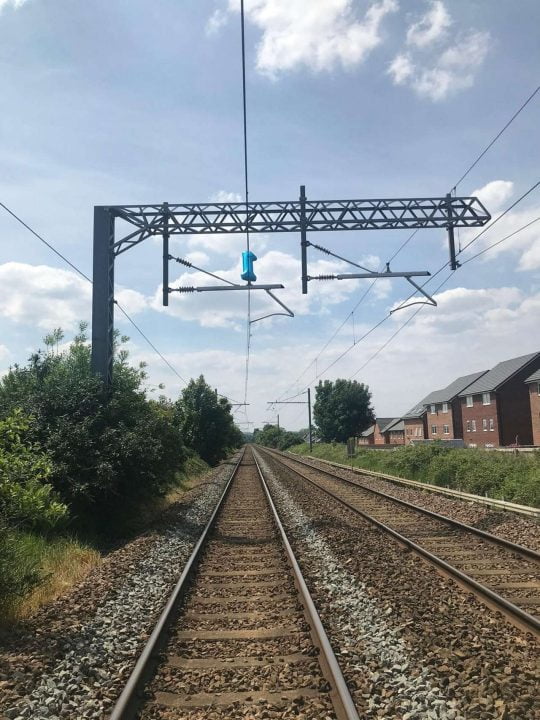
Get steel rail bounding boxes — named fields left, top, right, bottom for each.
left=273, top=450, right=540, bottom=563
left=259, top=448, right=540, bottom=638
left=109, top=451, right=245, bottom=720
left=286, top=452, right=540, bottom=518
left=252, top=449, right=360, bottom=720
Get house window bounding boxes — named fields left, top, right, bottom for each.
left=471, top=420, right=477, bottom=432
left=430, top=404, right=436, bottom=414
left=431, top=425, right=437, bottom=434
left=466, top=420, right=471, bottom=432
left=482, top=392, right=491, bottom=405
left=489, top=418, right=494, bottom=431
left=466, top=395, right=473, bottom=407
left=442, top=402, right=448, bottom=413
left=443, top=425, right=449, bottom=434
left=416, top=427, right=421, bottom=436
left=482, top=418, right=488, bottom=431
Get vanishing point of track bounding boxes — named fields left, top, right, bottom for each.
left=260, top=447, right=540, bottom=638
left=110, top=447, right=359, bottom=720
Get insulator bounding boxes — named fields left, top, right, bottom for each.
left=313, top=274, right=336, bottom=281
left=175, top=257, right=192, bottom=267
left=175, top=286, right=196, bottom=293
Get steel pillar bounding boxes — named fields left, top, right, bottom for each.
left=300, top=185, right=308, bottom=294
left=91, top=207, right=115, bottom=386
left=307, top=387, right=313, bottom=452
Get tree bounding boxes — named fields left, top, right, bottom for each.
left=0, top=324, right=186, bottom=533
left=253, top=424, right=305, bottom=450
left=175, top=376, right=243, bottom=466
left=313, top=379, right=375, bottom=443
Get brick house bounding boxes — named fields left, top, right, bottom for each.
left=459, top=352, right=540, bottom=447
left=402, top=397, right=430, bottom=443
left=525, top=369, right=540, bottom=446
left=383, top=418, right=405, bottom=445
left=425, top=371, right=487, bottom=441
left=357, top=418, right=396, bottom=445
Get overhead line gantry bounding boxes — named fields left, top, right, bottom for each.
left=92, top=187, right=490, bottom=386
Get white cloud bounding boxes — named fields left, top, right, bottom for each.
left=0, top=262, right=91, bottom=330
left=0, top=0, right=29, bottom=11
left=406, top=1, right=451, bottom=48
left=457, top=179, right=540, bottom=270
left=225, top=0, right=398, bottom=76
left=184, top=251, right=211, bottom=266
left=388, top=53, right=414, bottom=84
left=389, top=1, right=490, bottom=103
left=210, top=189, right=243, bottom=203
left=206, top=8, right=229, bottom=36
left=115, top=288, right=148, bottom=315
left=471, top=180, right=514, bottom=212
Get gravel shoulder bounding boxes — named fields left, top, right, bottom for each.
left=287, top=451, right=540, bottom=552
left=0, top=457, right=239, bottom=720
left=257, top=449, right=539, bottom=720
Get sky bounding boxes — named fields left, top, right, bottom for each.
left=0, top=0, right=539, bottom=431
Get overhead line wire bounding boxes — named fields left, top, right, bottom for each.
left=450, top=84, right=540, bottom=193
left=0, top=200, right=236, bottom=395
left=276, top=89, right=540, bottom=401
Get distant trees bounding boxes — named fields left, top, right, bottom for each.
left=313, top=379, right=375, bottom=443
left=253, top=424, right=305, bottom=450
left=175, top=376, right=243, bottom=466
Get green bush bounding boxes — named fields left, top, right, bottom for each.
left=0, top=409, right=67, bottom=532
left=0, top=326, right=187, bottom=534
left=289, top=442, right=540, bottom=507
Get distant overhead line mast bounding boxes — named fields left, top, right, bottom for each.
left=91, top=187, right=490, bottom=386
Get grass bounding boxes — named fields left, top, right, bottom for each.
left=1, top=532, right=100, bottom=624
left=289, top=442, right=540, bottom=508
left=1, top=453, right=212, bottom=625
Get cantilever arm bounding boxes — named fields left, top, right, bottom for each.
left=389, top=276, right=437, bottom=314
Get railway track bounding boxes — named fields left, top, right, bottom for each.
left=259, top=447, right=540, bottom=638
left=110, top=447, right=359, bottom=720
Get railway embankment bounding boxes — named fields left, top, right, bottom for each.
left=290, top=442, right=540, bottom=509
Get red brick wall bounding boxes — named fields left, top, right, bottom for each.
left=426, top=402, right=454, bottom=440
left=373, top=424, right=387, bottom=444
left=529, top=382, right=540, bottom=446
left=461, top=395, right=500, bottom=447
left=404, top=418, right=426, bottom=443
left=386, top=430, right=405, bottom=445
left=357, top=435, right=374, bottom=446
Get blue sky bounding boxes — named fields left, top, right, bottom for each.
left=1, top=0, right=539, bottom=430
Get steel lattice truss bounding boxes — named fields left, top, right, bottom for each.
left=108, top=195, right=490, bottom=256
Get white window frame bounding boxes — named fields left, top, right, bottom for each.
left=489, top=418, right=494, bottom=432
left=442, top=402, right=448, bottom=413
left=430, top=404, right=436, bottom=415
left=431, top=425, right=437, bottom=435
left=482, top=392, right=491, bottom=405
left=471, top=420, right=477, bottom=432
left=482, top=418, right=488, bottom=431
left=466, top=420, right=471, bottom=432
left=466, top=395, right=473, bottom=407
left=443, top=424, right=449, bottom=435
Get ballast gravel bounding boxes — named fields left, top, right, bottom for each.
left=255, top=450, right=539, bottom=720
left=286, top=452, right=540, bottom=552
left=0, top=458, right=239, bottom=720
